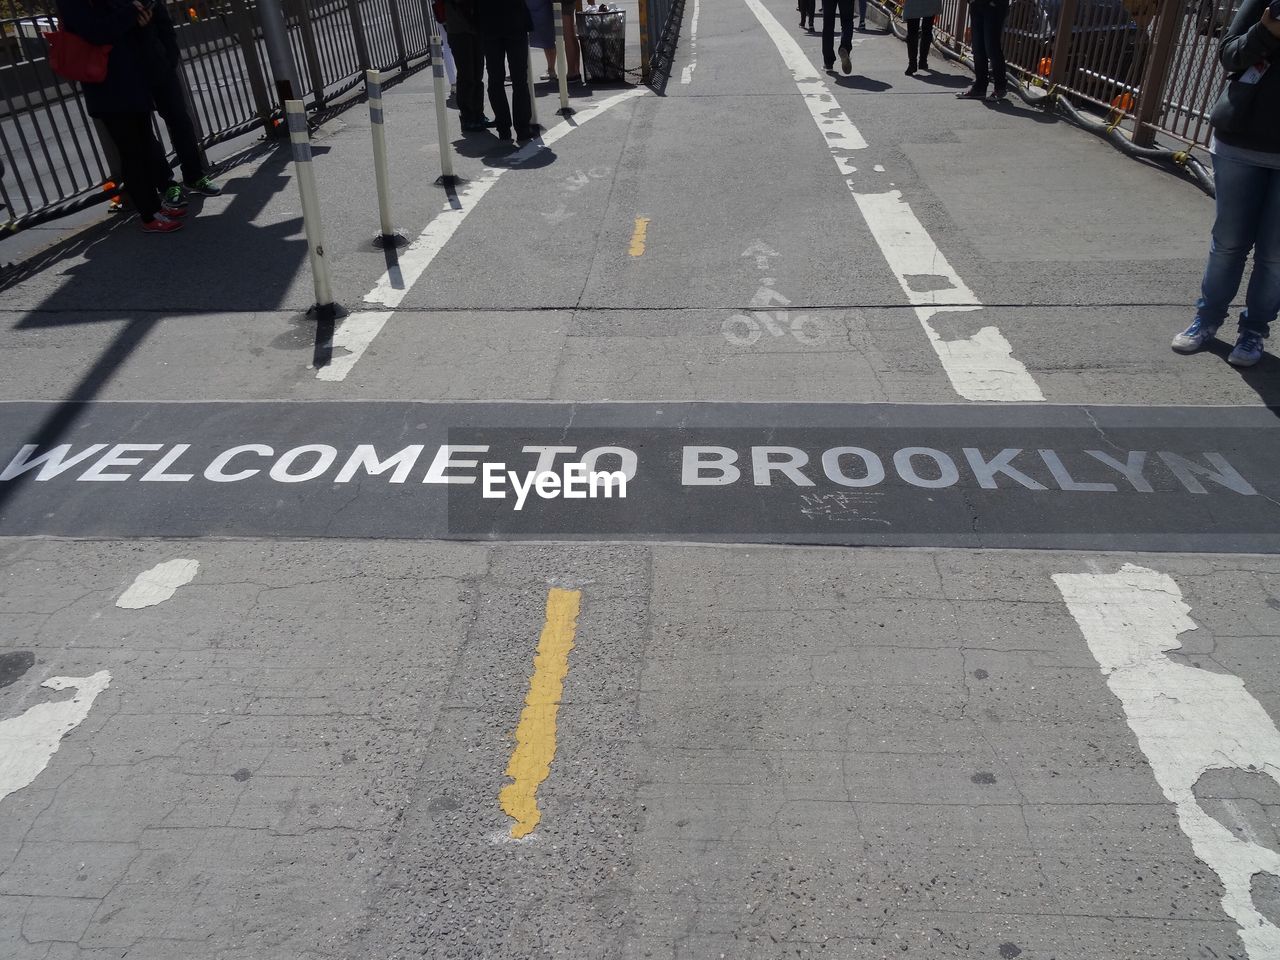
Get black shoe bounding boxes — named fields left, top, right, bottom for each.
left=497, top=128, right=513, bottom=141
left=838, top=45, right=851, bottom=74
left=905, top=64, right=917, bottom=75
left=987, top=88, right=1008, bottom=101
left=918, top=59, right=929, bottom=71
left=824, top=61, right=835, bottom=71
left=956, top=87, right=985, bottom=99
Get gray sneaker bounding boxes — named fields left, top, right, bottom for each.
left=1171, top=317, right=1220, bottom=353
left=1229, top=330, right=1265, bottom=367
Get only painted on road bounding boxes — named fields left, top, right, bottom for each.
left=0, top=401, right=1275, bottom=552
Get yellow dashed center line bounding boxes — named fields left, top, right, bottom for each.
left=628, top=217, right=650, bottom=257
left=498, top=587, right=581, bottom=839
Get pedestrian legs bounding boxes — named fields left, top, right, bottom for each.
left=484, top=34, right=532, bottom=138
left=449, top=28, right=487, bottom=127
left=151, top=74, right=205, bottom=185
left=100, top=112, right=165, bottom=221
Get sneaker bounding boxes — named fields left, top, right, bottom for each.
left=162, top=184, right=189, bottom=208
left=956, top=87, right=985, bottom=99
left=183, top=175, right=221, bottom=197
left=1170, top=317, right=1220, bottom=353
left=838, top=45, right=852, bottom=74
left=158, top=203, right=188, bottom=218
left=140, top=214, right=183, bottom=233
left=1229, top=330, right=1265, bottom=367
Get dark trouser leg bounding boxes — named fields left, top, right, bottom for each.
left=969, top=4, right=989, bottom=91
left=147, top=117, right=174, bottom=191
left=986, top=2, right=1008, bottom=92
left=821, top=0, right=836, bottom=65
left=506, top=37, right=532, bottom=136
left=920, top=16, right=934, bottom=65
left=838, top=0, right=853, bottom=49
left=906, top=18, right=920, bottom=68
left=483, top=35, right=512, bottom=132
left=152, top=73, right=205, bottom=184
left=101, top=112, right=163, bottom=220
left=450, top=29, right=485, bottom=124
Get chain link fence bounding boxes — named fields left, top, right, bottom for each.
left=0, top=0, right=434, bottom=234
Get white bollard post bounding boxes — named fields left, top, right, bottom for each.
left=285, top=100, right=337, bottom=317
left=365, top=70, right=404, bottom=247
left=526, top=51, right=540, bottom=132
left=429, top=22, right=459, bottom=185
left=552, top=0, right=574, bottom=115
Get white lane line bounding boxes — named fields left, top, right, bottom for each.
left=680, top=0, right=702, bottom=85
left=1054, top=564, right=1280, bottom=959
left=0, top=671, right=111, bottom=804
left=317, top=89, right=647, bottom=383
left=116, top=558, right=199, bottom=609
left=741, top=0, right=1043, bottom=403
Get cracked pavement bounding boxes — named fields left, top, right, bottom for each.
left=1, top=0, right=1279, bottom=957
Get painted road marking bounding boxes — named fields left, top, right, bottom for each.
left=629, top=217, right=651, bottom=257
left=740, top=0, right=1043, bottom=403
left=680, top=0, right=701, bottom=84
left=1054, top=565, right=1280, bottom=958
left=0, top=672, right=111, bottom=804
left=316, top=89, right=646, bottom=383
left=498, top=587, right=581, bottom=839
left=0, top=401, right=1275, bottom=550
left=116, top=558, right=199, bottom=609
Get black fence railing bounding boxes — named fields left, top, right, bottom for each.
left=0, top=0, right=433, bottom=235
left=639, top=0, right=684, bottom=91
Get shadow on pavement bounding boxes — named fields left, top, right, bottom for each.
left=1198, top=340, right=1280, bottom=408
left=0, top=142, right=310, bottom=519
left=832, top=74, right=893, bottom=92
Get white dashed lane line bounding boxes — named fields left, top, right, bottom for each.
left=741, top=0, right=1044, bottom=403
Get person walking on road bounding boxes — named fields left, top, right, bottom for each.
left=144, top=1, right=221, bottom=206
left=55, top=0, right=187, bottom=233
left=902, top=0, right=940, bottom=74
left=822, top=0, right=855, bottom=74
left=1172, top=0, right=1280, bottom=367
left=799, top=0, right=816, bottom=33
left=479, top=0, right=535, bottom=142
left=957, top=0, right=1009, bottom=99
left=444, top=0, right=493, bottom=132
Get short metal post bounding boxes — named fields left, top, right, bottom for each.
left=366, top=70, right=405, bottom=247
left=526, top=54, right=540, bottom=131
left=285, top=100, right=338, bottom=318
left=553, top=0, right=574, bottom=115
left=428, top=24, right=459, bottom=185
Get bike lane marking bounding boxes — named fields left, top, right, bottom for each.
left=1054, top=564, right=1280, bottom=959
left=741, top=0, right=1044, bottom=403
left=498, top=587, right=582, bottom=840
left=316, top=89, right=647, bottom=383
left=681, top=0, right=702, bottom=84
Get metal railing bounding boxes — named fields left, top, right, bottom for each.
left=901, top=0, right=1240, bottom=156
left=639, top=0, right=684, bottom=90
left=1, top=0, right=433, bottom=234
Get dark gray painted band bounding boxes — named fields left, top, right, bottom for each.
left=0, top=401, right=1274, bottom=552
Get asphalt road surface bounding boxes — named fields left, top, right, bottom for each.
left=0, top=1, right=1277, bottom=959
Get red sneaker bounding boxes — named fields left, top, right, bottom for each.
left=159, top=202, right=189, bottom=218
left=140, top=214, right=184, bottom=233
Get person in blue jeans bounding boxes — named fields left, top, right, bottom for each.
left=1172, top=0, right=1280, bottom=366
left=956, top=0, right=1008, bottom=100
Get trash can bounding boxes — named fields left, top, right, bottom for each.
left=576, top=9, right=626, bottom=83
